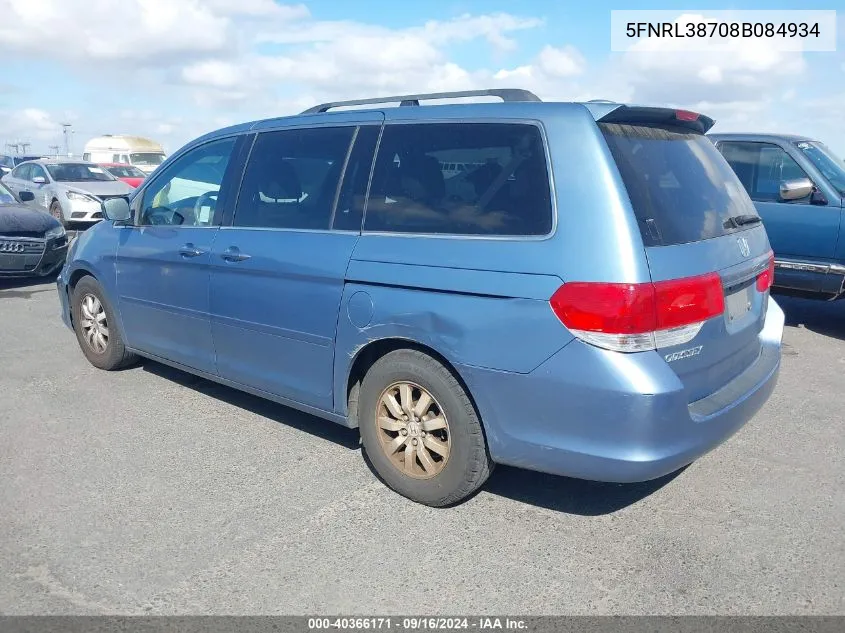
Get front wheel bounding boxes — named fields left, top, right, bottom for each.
left=358, top=349, right=493, bottom=506
left=71, top=276, right=137, bottom=370
left=49, top=200, right=66, bottom=227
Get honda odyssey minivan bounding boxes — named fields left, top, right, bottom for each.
left=57, top=89, right=784, bottom=506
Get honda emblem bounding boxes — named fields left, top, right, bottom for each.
left=737, top=237, right=750, bottom=257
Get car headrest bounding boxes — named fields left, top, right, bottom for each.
left=252, top=159, right=302, bottom=201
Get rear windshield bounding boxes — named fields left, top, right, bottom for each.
left=600, top=123, right=759, bottom=247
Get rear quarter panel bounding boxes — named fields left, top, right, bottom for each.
left=332, top=103, right=654, bottom=416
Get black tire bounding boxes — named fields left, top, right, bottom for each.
left=358, top=349, right=493, bottom=506
left=71, top=276, right=137, bottom=370
left=49, top=200, right=66, bottom=227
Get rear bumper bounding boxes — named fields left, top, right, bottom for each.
left=461, top=296, right=784, bottom=483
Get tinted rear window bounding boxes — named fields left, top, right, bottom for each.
left=364, top=123, right=553, bottom=236
left=600, top=123, right=758, bottom=247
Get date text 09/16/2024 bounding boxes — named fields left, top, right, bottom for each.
left=307, top=617, right=528, bottom=630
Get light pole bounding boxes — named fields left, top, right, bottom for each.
left=61, top=123, right=73, bottom=156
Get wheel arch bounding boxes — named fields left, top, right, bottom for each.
left=344, top=337, right=483, bottom=435
left=65, top=267, right=99, bottom=328
left=68, top=266, right=97, bottom=290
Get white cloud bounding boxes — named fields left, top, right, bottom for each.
left=0, top=0, right=312, bottom=64
left=0, top=108, right=63, bottom=150
left=2, top=2, right=841, bottom=159
left=177, top=11, right=552, bottom=108
left=536, top=45, right=585, bottom=78
left=0, top=0, right=226, bottom=62
left=202, top=0, right=308, bottom=19
left=181, top=60, right=244, bottom=89
left=619, top=12, right=807, bottom=106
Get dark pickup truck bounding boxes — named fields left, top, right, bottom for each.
left=710, top=133, right=845, bottom=300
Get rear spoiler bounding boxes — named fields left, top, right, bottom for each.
left=583, top=103, right=715, bottom=135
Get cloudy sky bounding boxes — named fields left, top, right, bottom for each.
left=0, top=0, right=843, bottom=157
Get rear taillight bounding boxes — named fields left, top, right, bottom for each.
left=549, top=273, right=725, bottom=353
left=756, top=251, right=775, bottom=292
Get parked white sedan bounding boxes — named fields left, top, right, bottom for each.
left=0, top=158, right=134, bottom=226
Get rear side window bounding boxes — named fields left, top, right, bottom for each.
left=234, top=127, right=354, bottom=230
left=363, top=123, right=552, bottom=236
left=600, top=123, right=758, bottom=247
left=12, top=164, right=31, bottom=180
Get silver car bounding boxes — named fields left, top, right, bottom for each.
left=0, top=158, right=134, bottom=225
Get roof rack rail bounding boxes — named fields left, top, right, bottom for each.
left=300, top=88, right=542, bottom=114
left=586, top=99, right=617, bottom=103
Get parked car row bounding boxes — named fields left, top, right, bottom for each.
left=1, top=154, right=52, bottom=176
left=1, top=158, right=135, bottom=225
left=0, top=137, right=167, bottom=278
left=0, top=135, right=165, bottom=224
left=0, top=180, right=68, bottom=278
left=58, top=88, right=788, bottom=506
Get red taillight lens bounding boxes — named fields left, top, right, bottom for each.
left=550, top=273, right=725, bottom=352
left=675, top=109, right=700, bottom=121
left=653, top=272, right=725, bottom=329
left=549, top=282, right=657, bottom=334
left=756, top=251, right=775, bottom=292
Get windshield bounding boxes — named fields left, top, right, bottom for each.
left=46, top=163, right=116, bottom=182
left=601, top=123, right=759, bottom=247
left=0, top=156, right=14, bottom=169
left=794, top=141, right=845, bottom=196
left=0, top=182, right=16, bottom=204
left=107, top=165, right=146, bottom=178
left=130, top=152, right=166, bottom=166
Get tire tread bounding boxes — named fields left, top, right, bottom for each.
left=72, top=276, right=137, bottom=371
left=360, top=349, right=493, bottom=506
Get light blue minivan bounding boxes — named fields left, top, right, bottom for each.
left=57, top=89, right=784, bottom=506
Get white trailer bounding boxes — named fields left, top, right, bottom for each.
left=82, top=135, right=167, bottom=174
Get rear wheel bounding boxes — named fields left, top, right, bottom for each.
left=358, top=349, right=493, bottom=506
left=71, top=276, right=137, bottom=370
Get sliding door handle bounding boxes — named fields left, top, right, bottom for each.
left=220, top=246, right=251, bottom=263
left=178, top=244, right=205, bottom=258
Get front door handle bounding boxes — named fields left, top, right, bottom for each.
left=220, top=246, right=251, bottom=263
left=179, top=243, right=205, bottom=258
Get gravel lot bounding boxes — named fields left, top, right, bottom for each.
left=1, top=275, right=843, bottom=615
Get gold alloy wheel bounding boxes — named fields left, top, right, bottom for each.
left=375, top=382, right=451, bottom=479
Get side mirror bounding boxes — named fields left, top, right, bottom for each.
left=779, top=178, right=814, bottom=201
left=102, top=197, right=131, bottom=222
left=31, top=176, right=47, bottom=185
left=810, top=189, right=828, bottom=206
left=18, top=191, right=35, bottom=202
